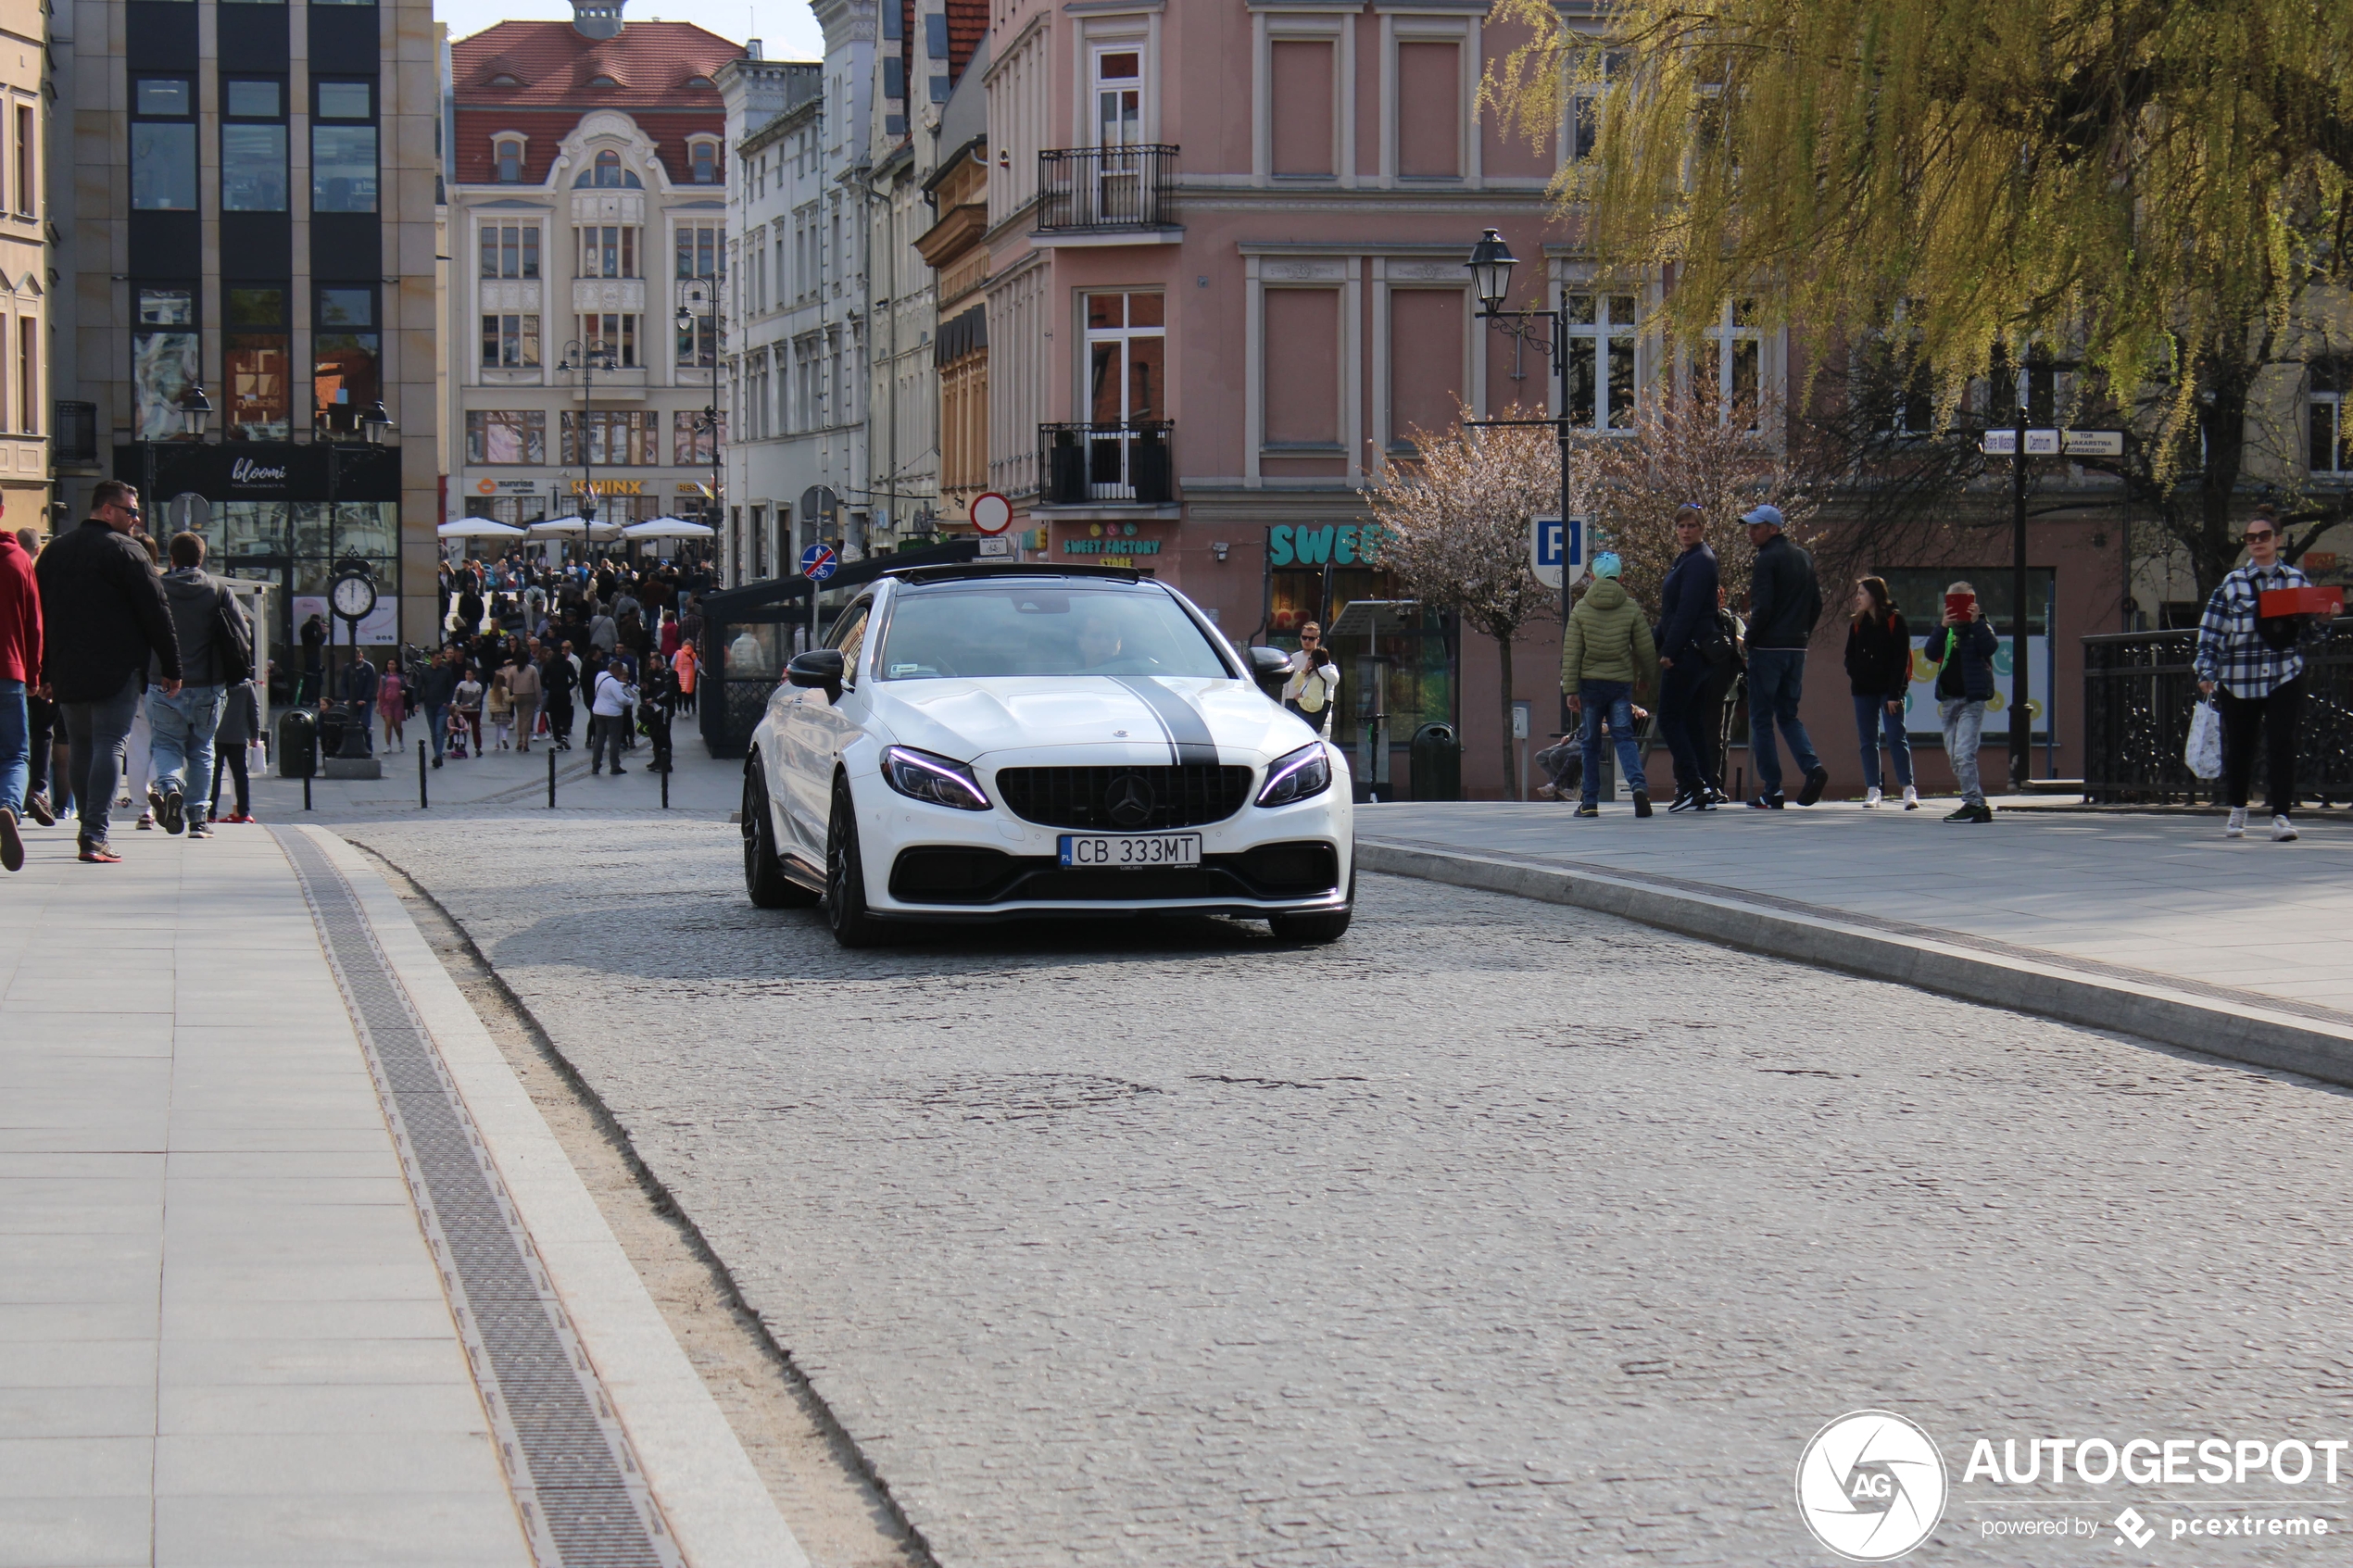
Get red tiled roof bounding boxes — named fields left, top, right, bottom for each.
left=946, top=0, right=987, bottom=82
left=452, top=19, right=739, bottom=109
left=452, top=106, right=725, bottom=187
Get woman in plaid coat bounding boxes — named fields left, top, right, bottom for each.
left=2193, top=505, right=2326, bottom=841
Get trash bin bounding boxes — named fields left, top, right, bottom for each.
left=1409, top=721, right=1461, bottom=801
left=276, top=707, right=319, bottom=779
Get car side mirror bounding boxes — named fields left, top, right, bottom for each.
left=1248, top=645, right=1291, bottom=698
left=786, top=647, right=845, bottom=694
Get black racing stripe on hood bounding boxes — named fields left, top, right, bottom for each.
left=1114, top=677, right=1221, bottom=766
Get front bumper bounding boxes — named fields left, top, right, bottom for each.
left=851, top=747, right=1353, bottom=921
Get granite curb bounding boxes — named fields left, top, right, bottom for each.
left=1357, top=836, right=2353, bottom=1089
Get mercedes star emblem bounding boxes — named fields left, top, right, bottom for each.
left=1105, top=773, right=1155, bottom=829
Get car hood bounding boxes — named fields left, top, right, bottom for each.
left=866, top=676, right=1318, bottom=766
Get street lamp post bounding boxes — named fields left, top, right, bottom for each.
left=1464, top=229, right=1578, bottom=736
left=676, top=280, right=723, bottom=573
left=555, top=340, right=617, bottom=556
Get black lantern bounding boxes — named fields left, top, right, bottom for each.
left=177, top=382, right=215, bottom=440
left=1466, top=228, right=1517, bottom=316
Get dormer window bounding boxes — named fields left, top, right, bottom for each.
left=495, top=137, right=523, bottom=182
left=590, top=74, right=618, bottom=89
left=686, top=75, right=711, bottom=89
left=490, top=73, right=520, bottom=87
left=689, top=137, right=717, bottom=183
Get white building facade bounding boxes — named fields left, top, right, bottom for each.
left=716, top=0, right=874, bottom=585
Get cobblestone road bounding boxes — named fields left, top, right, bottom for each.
left=344, top=817, right=2353, bottom=1566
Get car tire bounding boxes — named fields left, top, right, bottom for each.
left=742, top=760, right=815, bottom=909
left=825, top=776, right=892, bottom=947
left=1268, top=868, right=1353, bottom=944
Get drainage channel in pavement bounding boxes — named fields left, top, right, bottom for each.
left=276, top=824, right=683, bottom=1568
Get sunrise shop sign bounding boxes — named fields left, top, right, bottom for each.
left=1266, top=524, right=1382, bottom=566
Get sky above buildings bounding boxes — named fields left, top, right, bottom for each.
left=436, top=0, right=822, bottom=56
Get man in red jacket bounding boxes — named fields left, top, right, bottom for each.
left=0, top=500, right=42, bottom=870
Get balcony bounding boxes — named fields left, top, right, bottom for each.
left=1039, top=421, right=1175, bottom=507
left=1035, top=145, right=1180, bottom=242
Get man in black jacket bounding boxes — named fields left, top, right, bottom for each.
left=1741, top=505, right=1830, bottom=808
left=34, top=481, right=182, bottom=860
left=416, top=646, right=460, bottom=768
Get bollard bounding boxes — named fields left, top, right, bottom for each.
left=548, top=746, right=557, bottom=809
left=303, top=775, right=311, bottom=811
left=661, top=765, right=669, bottom=810
left=418, top=741, right=428, bottom=809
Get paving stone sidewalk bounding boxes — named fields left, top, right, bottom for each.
left=1357, top=800, right=2353, bottom=1019
left=0, top=822, right=532, bottom=1568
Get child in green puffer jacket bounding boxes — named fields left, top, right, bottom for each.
left=1558, top=553, right=1658, bottom=817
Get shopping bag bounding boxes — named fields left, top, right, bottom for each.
left=245, top=740, right=268, bottom=777
left=2184, top=700, right=2223, bottom=780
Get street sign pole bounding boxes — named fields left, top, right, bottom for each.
left=799, top=543, right=838, bottom=652
left=2011, top=402, right=2030, bottom=792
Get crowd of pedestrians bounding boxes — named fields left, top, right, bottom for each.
left=1549, top=494, right=2320, bottom=834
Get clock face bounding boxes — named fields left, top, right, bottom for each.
left=332, top=575, right=377, bottom=618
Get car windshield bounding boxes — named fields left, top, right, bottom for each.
left=876, top=580, right=1232, bottom=681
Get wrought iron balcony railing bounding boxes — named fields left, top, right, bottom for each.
left=1039, top=421, right=1174, bottom=506
left=1036, top=144, right=1178, bottom=233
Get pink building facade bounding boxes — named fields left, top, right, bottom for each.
left=980, top=0, right=1571, bottom=797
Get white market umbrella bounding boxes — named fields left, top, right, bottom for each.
left=623, top=517, right=717, bottom=539
left=526, top=515, right=591, bottom=537
left=436, top=519, right=525, bottom=538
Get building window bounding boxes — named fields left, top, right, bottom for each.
left=574, top=313, right=638, bottom=368
left=495, top=137, right=523, bottom=182
left=14, top=104, right=32, bottom=217
left=133, top=286, right=198, bottom=440
left=1094, top=48, right=1141, bottom=147
left=15, top=316, right=33, bottom=434
left=560, top=408, right=660, bottom=465
left=673, top=409, right=721, bottom=465
left=480, top=313, right=541, bottom=368
left=594, top=148, right=623, bottom=187
left=676, top=314, right=716, bottom=368
left=1705, top=297, right=1763, bottom=429
left=224, top=285, right=289, bottom=441
left=2312, top=362, right=2350, bottom=476
left=313, top=285, right=380, bottom=437
left=311, top=79, right=377, bottom=214
left=576, top=224, right=639, bottom=279
left=675, top=222, right=720, bottom=281
left=131, top=77, right=196, bottom=211
left=690, top=138, right=718, bottom=183
left=465, top=409, right=547, bottom=464
left=1085, top=291, right=1164, bottom=425
left=220, top=78, right=287, bottom=213
left=480, top=223, right=540, bottom=278
left=1563, top=292, right=1637, bottom=433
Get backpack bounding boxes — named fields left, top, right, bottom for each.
left=212, top=585, right=255, bottom=684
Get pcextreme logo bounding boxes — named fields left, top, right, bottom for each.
left=1796, top=1411, right=1950, bottom=1561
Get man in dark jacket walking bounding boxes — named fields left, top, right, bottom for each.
left=0, top=511, right=40, bottom=869
left=34, top=480, right=182, bottom=861
left=1653, top=505, right=1723, bottom=810
left=1740, top=505, right=1829, bottom=808
left=1918, top=581, right=2000, bottom=822
left=145, top=532, right=249, bottom=836
left=416, top=646, right=460, bottom=768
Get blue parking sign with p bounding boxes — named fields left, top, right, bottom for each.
left=1531, top=517, right=1584, bottom=588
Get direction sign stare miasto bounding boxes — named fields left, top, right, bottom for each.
left=1982, top=429, right=2122, bottom=458
left=1531, top=516, right=1587, bottom=591
left=799, top=544, right=838, bottom=581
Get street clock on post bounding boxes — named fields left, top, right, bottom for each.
left=330, top=561, right=378, bottom=625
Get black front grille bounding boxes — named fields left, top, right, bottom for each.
left=993, top=765, right=1253, bottom=830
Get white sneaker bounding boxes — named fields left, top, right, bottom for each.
left=1533, top=783, right=1557, bottom=800
left=1902, top=785, right=1919, bottom=810
left=2225, top=807, right=2247, bottom=838
left=2271, top=815, right=2298, bottom=842
left=1863, top=787, right=1882, bottom=808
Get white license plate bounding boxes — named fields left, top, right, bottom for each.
left=1058, top=833, right=1202, bottom=868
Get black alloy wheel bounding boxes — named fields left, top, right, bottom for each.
left=742, top=759, right=814, bottom=909
left=824, top=776, right=892, bottom=947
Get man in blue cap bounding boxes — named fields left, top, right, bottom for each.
left=1741, top=504, right=1829, bottom=808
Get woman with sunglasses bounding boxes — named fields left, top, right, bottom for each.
left=1281, top=621, right=1339, bottom=737
left=2193, top=504, right=2324, bottom=841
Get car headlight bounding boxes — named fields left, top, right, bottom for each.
left=882, top=746, right=992, bottom=810
left=1255, top=742, right=1332, bottom=808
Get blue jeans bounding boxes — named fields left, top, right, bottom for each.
left=1577, top=680, right=1648, bottom=805
left=60, top=671, right=142, bottom=846
left=1746, top=648, right=1821, bottom=796
left=148, top=684, right=226, bottom=825
left=1852, top=694, right=1914, bottom=790
left=1655, top=662, right=1710, bottom=796
left=425, top=703, right=450, bottom=759
left=0, top=677, right=25, bottom=814
left=1939, top=696, right=1987, bottom=807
